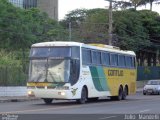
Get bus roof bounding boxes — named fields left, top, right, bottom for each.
left=32, top=41, right=83, bottom=47
left=82, top=43, right=136, bottom=56
left=32, top=41, right=135, bottom=56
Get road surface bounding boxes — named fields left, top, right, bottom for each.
left=0, top=92, right=160, bottom=120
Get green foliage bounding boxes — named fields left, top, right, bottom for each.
left=0, top=0, right=68, bottom=86
left=0, top=0, right=65, bottom=50
left=0, top=50, right=21, bottom=66
left=60, top=8, right=160, bottom=52
left=113, top=10, right=150, bottom=51
left=0, top=50, right=28, bottom=86
left=139, top=10, right=160, bottom=41
left=0, top=66, right=27, bottom=86
left=113, top=0, right=160, bottom=11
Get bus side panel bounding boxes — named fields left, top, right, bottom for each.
left=103, top=68, right=136, bottom=96
left=89, top=66, right=109, bottom=91
left=80, top=66, right=111, bottom=98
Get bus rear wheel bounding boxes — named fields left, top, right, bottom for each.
left=43, top=98, right=53, bottom=104
left=117, top=87, right=123, bottom=100
left=111, top=87, right=123, bottom=101
left=122, top=87, right=128, bottom=100
left=77, top=87, right=87, bottom=104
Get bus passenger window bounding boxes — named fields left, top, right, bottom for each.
left=118, top=55, right=125, bottom=67
left=92, top=51, right=97, bottom=64
left=125, top=56, right=132, bottom=68
left=110, top=54, right=118, bottom=66
left=82, top=49, right=91, bottom=65
left=101, top=52, right=110, bottom=66
left=97, top=52, right=101, bottom=65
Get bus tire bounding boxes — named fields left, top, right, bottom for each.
left=43, top=98, right=53, bottom=104
left=110, top=96, right=117, bottom=101
left=117, top=87, right=123, bottom=100
left=77, top=87, right=87, bottom=104
left=110, top=87, right=123, bottom=101
left=122, top=87, right=128, bottom=100
left=88, top=97, right=99, bottom=102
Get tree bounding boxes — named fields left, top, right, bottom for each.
left=113, top=9, right=150, bottom=51
left=60, top=8, right=109, bottom=43
left=0, top=0, right=64, bottom=50
left=0, top=0, right=66, bottom=70
left=139, top=10, right=160, bottom=43
left=60, top=8, right=155, bottom=51
left=113, top=0, right=160, bottom=11
left=113, top=0, right=144, bottom=10
left=140, top=0, right=160, bottom=11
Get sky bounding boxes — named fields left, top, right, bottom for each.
left=58, top=0, right=160, bottom=20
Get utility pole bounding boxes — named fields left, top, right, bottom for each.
left=69, top=22, right=72, bottom=41
left=105, top=0, right=113, bottom=45
left=68, top=16, right=72, bottom=41
left=108, top=0, right=113, bottom=45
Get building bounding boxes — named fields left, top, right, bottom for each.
left=8, top=0, right=58, bottom=20
left=37, top=0, right=58, bottom=21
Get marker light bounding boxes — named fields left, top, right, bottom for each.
left=28, top=91, right=35, bottom=97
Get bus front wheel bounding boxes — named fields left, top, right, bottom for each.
left=43, top=98, right=53, bottom=104
left=77, top=87, right=87, bottom=104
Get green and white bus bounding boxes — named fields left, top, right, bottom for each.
left=27, top=41, right=137, bottom=104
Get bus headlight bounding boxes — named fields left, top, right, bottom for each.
left=28, top=90, right=35, bottom=97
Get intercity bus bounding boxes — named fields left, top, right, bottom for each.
left=27, top=41, right=137, bottom=104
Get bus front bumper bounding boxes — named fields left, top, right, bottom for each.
left=27, top=89, right=75, bottom=99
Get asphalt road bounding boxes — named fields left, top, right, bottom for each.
left=0, top=92, right=160, bottom=120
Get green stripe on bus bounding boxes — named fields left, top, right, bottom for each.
left=89, top=66, right=109, bottom=91
left=96, top=66, right=109, bottom=91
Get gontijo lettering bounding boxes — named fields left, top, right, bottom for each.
left=108, top=70, right=123, bottom=76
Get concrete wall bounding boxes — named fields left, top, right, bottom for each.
left=37, top=0, right=58, bottom=20
left=0, top=87, right=27, bottom=96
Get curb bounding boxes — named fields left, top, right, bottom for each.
left=0, top=97, right=39, bottom=103
left=136, top=88, right=143, bottom=93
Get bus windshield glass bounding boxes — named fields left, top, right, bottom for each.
left=29, top=59, right=70, bottom=83
left=28, top=46, right=80, bottom=83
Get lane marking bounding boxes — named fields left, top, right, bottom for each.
left=139, top=109, right=150, bottom=113
left=0, top=105, right=81, bottom=114
left=99, top=116, right=117, bottom=119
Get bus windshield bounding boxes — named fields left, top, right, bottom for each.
left=30, top=47, right=71, bottom=58
left=29, top=59, right=70, bottom=83
left=28, top=46, right=80, bottom=83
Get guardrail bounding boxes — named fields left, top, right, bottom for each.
left=0, top=86, right=27, bottom=96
